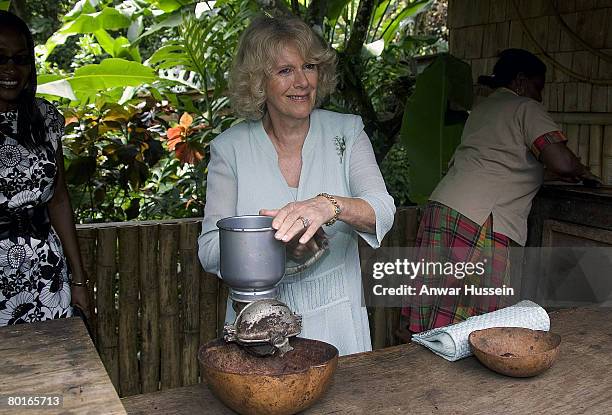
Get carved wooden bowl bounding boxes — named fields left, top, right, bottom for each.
left=469, top=327, right=561, bottom=377
left=199, top=338, right=338, bottom=415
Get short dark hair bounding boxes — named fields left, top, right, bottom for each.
left=0, top=11, right=46, bottom=149
left=478, top=48, right=547, bottom=89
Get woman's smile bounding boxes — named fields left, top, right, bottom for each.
left=0, top=27, right=31, bottom=111
left=264, top=44, right=318, bottom=122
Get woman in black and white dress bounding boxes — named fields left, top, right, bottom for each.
left=0, top=11, right=91, bottom=325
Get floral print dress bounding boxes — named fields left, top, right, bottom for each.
left=0, top=99, right=72, bottom=325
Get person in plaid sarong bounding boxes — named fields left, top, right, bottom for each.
left=401, top=49, right=600, bottom=334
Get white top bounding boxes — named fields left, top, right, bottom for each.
left=198, top=109, right=396, bottom=355
left=430, top=88, right=560, bottom=245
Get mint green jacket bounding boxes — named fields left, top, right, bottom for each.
left=198, top=109, right=395, bottom=355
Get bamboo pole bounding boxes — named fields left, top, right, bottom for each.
left=578, top=124, right=590, bottom=166
left=77, top=228, right=97, bottom=340
left=589, top=125, right=603, bottom=179
left=385, top=308, right=402, bottom=347
left=603, top=126, right=612, bottom=185
left=139, top=224, right=160, bottom=393
left=118, top=226, right=140, bottom=396
left=179, top=222, right=200, bottom=386
left=372, top=305, right=386, bottom=350
left=95, top=227, right=119, bottom=391
left=566, top=124, right=580, bottom=154
left=158, top=224, right=181, bottom=390
left=385, top=207, right=421, bottom=347
left=200, top=270, right=219, bottom=344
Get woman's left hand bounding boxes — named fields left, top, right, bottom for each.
left=70, top=279, right=93, bottom=321
left=260, top=196, right=335, bottom=245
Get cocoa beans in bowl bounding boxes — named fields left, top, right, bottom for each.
left=198, top=338, right=338, bottom=415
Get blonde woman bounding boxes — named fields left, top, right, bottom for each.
left=198, top=15, right=395, bottom=355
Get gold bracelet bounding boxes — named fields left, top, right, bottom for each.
left=318, top=193, right=341, bottom=226
left=70, top=280, right=89, bottom=287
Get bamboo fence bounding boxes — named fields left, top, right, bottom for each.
left=76, top=208, right=420, bottom=397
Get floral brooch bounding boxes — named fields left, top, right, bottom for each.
left=334, top=135, right=346, bottom=163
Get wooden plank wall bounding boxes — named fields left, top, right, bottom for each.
left=448, top=0, right=612, bottom=184
left=76, top=208, right=420, bottom=397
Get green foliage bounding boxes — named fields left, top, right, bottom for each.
left=61, top=101, right=166, bottom=222
left=400, top=53, right=472, bottom=204
left=31, top=0, right=449, bottom=221
left=32, top=0, right=258, bottom=221
left=39, top=59, right=157, bottom=102
left=380, top=143, right=413, bottom=206
left=381, top=0, right=431, bottom=45
left=0, top=1, right=10, bottom=11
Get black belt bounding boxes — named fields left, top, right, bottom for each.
left=0, top=205, right=51, bottom=240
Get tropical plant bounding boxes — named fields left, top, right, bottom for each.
left=400, top=53, right=472, bottom=204
left=31, top=0, right=257, bottom=221
left=21, top=0, right=449, bottom=220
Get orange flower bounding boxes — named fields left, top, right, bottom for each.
left=165, top=112, right=205, bottom=164
left=174, top=141, right=205, bottom=164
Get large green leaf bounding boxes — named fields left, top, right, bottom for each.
left=70, top=58, right=156, bottom=91
left=44, top=8, right=132, bottom=59
left=148, top=0, right=193, bottom=13
left=94, top=30, right=141, bottom=61
left=41, top=59, right=156, bottom=103
left=61, top=8, right=131, bottom=34
left=400, top=54, right=473, bottom=204
left=0, top=1, right=11, bottom=11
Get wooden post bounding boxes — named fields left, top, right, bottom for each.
left=77, top=228, right=97, bottom=341
left=603, top=126, right=612, bottom=185
left=158, top=224, right=181, bottom=390
left=95, top=227, right=119, bottom=390
left=578, top=124, right=590, bottom=165
left=402, top=207, right=421, bottom=247
left=217, top=281, right=229, bottom=337
left=139, top=224, right=160, bottom=393
left=386, top=207, right=422, bottom=346
left=179, top=222, right=200, bottom=386
left=589, top=125, right=603, bottom=179
left=200, top=270, right=219, bottom=344
left=118, top=226, right=140, bottom=396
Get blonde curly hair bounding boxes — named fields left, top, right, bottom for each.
left=229, top=15, right=338, bottom=120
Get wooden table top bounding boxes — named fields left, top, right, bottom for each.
left=122, top=307, right=612, bottom=414
left=0, top=317, right=126, bottom=415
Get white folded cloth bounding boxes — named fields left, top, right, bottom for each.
left=411, top=300, right=550, bottom=361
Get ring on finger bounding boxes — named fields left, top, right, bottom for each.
left=299, top=216, right=310, bottom=228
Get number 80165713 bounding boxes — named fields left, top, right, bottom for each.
left=4, top=395, right=62, bottom=407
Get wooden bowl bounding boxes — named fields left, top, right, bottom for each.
left=199, top=338, right=338, bottom=415
left=468, top=327, right=561, bottom=377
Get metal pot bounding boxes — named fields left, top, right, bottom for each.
left=217, top=215, right=286, bottom=301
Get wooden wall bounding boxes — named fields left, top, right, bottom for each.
left=448, top=0, right=612, bottom=183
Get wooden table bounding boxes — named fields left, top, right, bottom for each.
left=0, top=317, right=126, bottom=414
left=122, top=307, right=612, bottom=414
